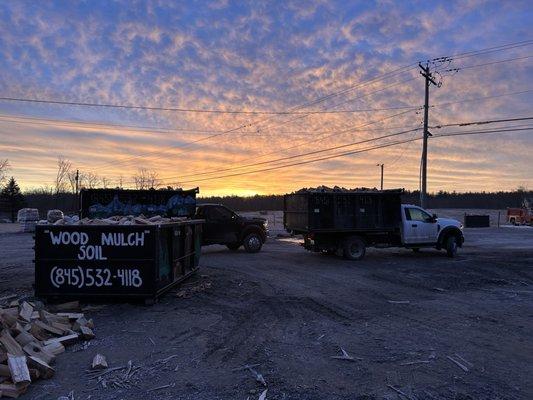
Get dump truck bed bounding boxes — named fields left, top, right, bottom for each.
left=284, top=189, right=403, bottom=233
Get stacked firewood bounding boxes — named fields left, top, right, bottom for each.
left=0, top=300, right=94, bottom=398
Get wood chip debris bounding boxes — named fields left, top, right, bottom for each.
left=258, top=389, right=268, bottom=400
left=0, top=300, right=94, bottom=397
left=447, top=354, right=473, bottom=372
left=387, top=300, right=410, bottom=304
left=175, top=281, right=212, bottom=298
left=331, top=347, right=362, bottom=362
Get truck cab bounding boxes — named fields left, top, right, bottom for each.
left=195, top=204, right=268, bottom=253
left=400, top=204, right=464, bottom=256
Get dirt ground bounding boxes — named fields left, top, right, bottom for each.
left=0, top=221, right=532, bottom=400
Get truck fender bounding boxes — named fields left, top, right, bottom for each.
left=437, top=226, right=463, bottom=249
left=239, top=225, right=266, bottom=243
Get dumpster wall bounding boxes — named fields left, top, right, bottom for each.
left=34, top=220, right=202, bottom=301
left=80, top=188, right=199, bottom=219
left=284, top=189, right=403, bottom=232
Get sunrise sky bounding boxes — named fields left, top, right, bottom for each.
left=0, top=1, right=532, bottom=196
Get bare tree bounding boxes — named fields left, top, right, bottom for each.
left=0, top=159, right=10, bottom=185
left=133, top=168, right=161, bottom=190
left=83, top=172, right=100, bottom=189
left=67, top=170, right=78, bottom=193
left=55, top=156, right=72, bottom=194
left=118, top=175, right=124, bottom=189
left=101, top=176, right=111, bottom=189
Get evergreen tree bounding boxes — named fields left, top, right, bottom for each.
left=0, top=177, right=25, bottom=222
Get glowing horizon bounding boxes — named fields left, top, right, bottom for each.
left=0, top=1, right=532, bottom=196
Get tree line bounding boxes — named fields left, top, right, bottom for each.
left=1, top=157, right=531, bottom=220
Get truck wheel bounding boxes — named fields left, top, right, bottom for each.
left=445, top=235, right=458, bottom=257
left=227, top=243, right=241, bottom=251
left=243, top=233, right=263, bottom=253
left=343, top=236, right=366, bottom=261
left=510, top=217, right=516, bottom=225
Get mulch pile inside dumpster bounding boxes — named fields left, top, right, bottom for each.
left=0, top=300, right=94, bottom=398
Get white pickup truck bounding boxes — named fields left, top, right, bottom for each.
left=284, top=189, right=465, bottom=261
left=399, top=204, right=464, bottom=257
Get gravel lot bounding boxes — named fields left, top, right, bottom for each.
left=0, top=221, right=532, bottom=400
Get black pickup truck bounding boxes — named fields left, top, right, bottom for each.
left=195, top=204, right=268, bottom=252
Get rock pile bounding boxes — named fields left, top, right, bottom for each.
left=0, top=300, right=94, bottom=398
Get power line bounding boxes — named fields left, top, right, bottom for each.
left=0, top=113, right=422, bottom=137
left=158, top=90, right=533, bottom=179
left=430, top=40, right=533, bottom=62
left=154, top=109, right=421, bottom=181
left=0, top=96, right=420, bottom=114
left=431, top=89, right=533, bottom=109
left=88, top=65, right=418, bottom=170
left=158, top=126, right=422, bottom=181
left=166, top=126, right=532, bottom=185
left=90, top=51, right=533, bottom=171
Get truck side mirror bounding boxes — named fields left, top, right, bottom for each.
left=432, top=213, right=437, bottom=222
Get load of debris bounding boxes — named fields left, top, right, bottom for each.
left=17, top=209, right=40, bottom=233
left=38, top=215, right=189, bottom=226
left=0, top=300, right=94, bottom=398
left=294, top=186, right=404, bottom=193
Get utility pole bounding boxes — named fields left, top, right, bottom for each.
left=75, top=169, right=79, bottom=195
left=377, top=163, right=384, bottom=190
left=419, top=62, right=438, bottom=208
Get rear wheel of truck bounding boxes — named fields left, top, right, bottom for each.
left=227, top=243, right=241, bottom=251
left=445, top=235, right=458, bottom=257
left=343, top=236, right=366, bottom=261
left=243, top=233, right=263, bottom=253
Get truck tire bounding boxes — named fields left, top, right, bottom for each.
left=510, top=217, right=516, bottom=225
left=445, top=235, right=458, bottom=258
left=243, top=233, right=263, bottom=253
left=342, top=236, right=366, bottom=261
left=227, top=243, right=241, bottom=251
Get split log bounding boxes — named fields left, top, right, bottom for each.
left=56, top=312, right=84, bottom=320
left=0, top=364, right=9, bottom=377
left=80, top=326, right=95, bottom=340
left=7, top=355, right=31, bottom=385
left=27, top=356, right=54, bottom=379
left=0, top=382, right=27, bottom=398
left=14, top=331, right=36, bottom=347
left=0, top=330, right=24, bottom=356
left=50, top=322, right=71, bottom=334
left=43, top=333, right=78, bottom=347
left=33, top=320, right=64, bottom=336
left=23, top=343, right=54, bottom=365
left=91, top=354, right=108, bottom=370
left=19, top=303, right=33, bottom=323
left=41, top=342, right=65, bottom=356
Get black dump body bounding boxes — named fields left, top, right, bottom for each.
left=80, top=188, right=199, bottom=219
left=284, top=188, right=403, bottom=233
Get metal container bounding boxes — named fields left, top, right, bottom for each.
left=464, top=214, right=490, bottom=228
left=34, top=220, right=203, bottom=303
left=80, top=188, right=199, bottom=219
left=284, top=189, right=403, bottom=233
